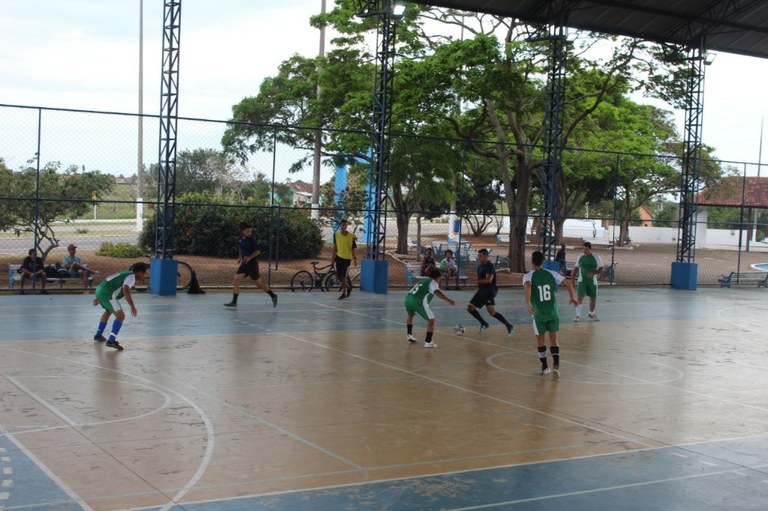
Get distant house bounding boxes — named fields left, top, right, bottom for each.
left=286, top=180, right=314, bottom=207
left=696, top=176, right=768, bottom=208
left=637, top=206, right=654, bottom=227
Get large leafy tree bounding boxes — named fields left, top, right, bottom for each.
left=141, top=148, right=248, bottom=199
left=222, top=2, right=695, bottom=271
left=3, top=161, right=114, bottom=260
left=0, top=159, right=16, bottom=231
left=409, top=10, right=692, bottom=271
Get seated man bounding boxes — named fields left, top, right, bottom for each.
left=439, top=249, right=458, bottom=288
left=63, top=243, right=96, bottom=292
left=20, top=248, right=47, bottom=294
left=420, top=248, right=437, bottom=276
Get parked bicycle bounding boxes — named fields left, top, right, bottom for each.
left=323, top=265, right=361, bottom=293
left=290, top=260, right=339, bottom=292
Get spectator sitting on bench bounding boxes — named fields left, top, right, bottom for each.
left=20, top=248, right=47, bottom=294
left=63, top=243, right=96, bottom=293
left=439, top=249, right=458, bottom=288
left=421, top=247, right=437, bottom=276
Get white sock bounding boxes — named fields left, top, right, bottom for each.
left=575, top=305, right=582, bottom=316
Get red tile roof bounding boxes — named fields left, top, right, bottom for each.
left=697, top=177, right=768, bottom=208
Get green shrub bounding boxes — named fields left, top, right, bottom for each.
left=96, top=242, right=147, bottom=258
left=140, top=194, right=324, bottom=259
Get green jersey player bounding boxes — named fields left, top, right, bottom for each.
left=571, top=241, right=604, bottom=322
left=523, top=251, right=577, bottom=378
left=405, top=268, right=455, bottom=348
left=92, top=262, right=149, bottom=351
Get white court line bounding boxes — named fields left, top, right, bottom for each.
left=0, top=347, right=215, bottom=511
left=0, top=423, right=96, bottom=511
left=6, top=375, right=173, bottom=431
left=442, top=464, right=767, bottom=511
left=485, top=351, right=685, bottom=385
left=276, top=331, right=657, bottom=449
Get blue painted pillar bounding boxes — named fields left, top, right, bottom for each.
left=360, top=259, right=388, bottom=294
left=671, top=262, right=698, bottom=290
left=363, top=180, right=376, bottom=245
left=542, top=260, right=560, bottom=272
left=334, top=161, right=347, bottom=223
left=150, top=258, right=178, bottom=296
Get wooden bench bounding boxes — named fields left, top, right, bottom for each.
left=8, top=263, right=93, bottom=290
left=718, top=271, right=768, bottom=288
left=405, top=262, right=468, bottom=288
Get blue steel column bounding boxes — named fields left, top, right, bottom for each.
left=155, top=0, right=181, bottom=260
left=356, top=0, right=396, bottom=261
left=540, top=24, right=567, bottom=268
left=355, top=0, right=397, bottom=293
left=672, top=40, right=705, bottom=290
left=151, top=0, right=181, bottom=296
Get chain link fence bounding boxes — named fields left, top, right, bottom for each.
left=1, top=104, right=767, bottom=292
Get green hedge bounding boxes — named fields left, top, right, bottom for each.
left=140, top=195, right=324, bottom=259
left=96, top=242, right=147, bottom=258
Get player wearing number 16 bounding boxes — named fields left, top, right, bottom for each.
left=523, top=251, right=578, bottom=379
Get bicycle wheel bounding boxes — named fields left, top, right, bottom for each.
left=323, top=271, right=342, bottom=292
left=291, top=270, right=314, bottom=292
left=176, top=260, right=194, bottom=291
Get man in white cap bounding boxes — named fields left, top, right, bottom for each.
left=63, top=243, right=96, bottom=292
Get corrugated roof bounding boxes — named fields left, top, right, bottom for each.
left=697, top=176, right=768, bottom=208
left=410, top=0, right=768, bottom=59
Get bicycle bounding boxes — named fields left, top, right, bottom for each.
left=290, top=260, right=337, bottom=292
left=323, top=264, right=361, bottom=293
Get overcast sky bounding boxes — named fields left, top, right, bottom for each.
left=1, top=0, right=767, bottom=179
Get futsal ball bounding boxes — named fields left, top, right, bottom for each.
left=454, top=324, right=465, bottom=336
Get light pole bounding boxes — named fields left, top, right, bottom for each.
left=136, top=0, right=144, bottom=232
left=311, top=0, right=327, bottom=221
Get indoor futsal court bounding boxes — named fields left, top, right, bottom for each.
left=1, top=285, right=767, bottom=510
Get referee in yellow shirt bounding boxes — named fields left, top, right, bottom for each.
left=332, top=219, right=357, bottom=299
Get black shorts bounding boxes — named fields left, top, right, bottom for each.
left=334, top=255, right=351, bottom=279
left=236, top=259, right=260, bottom=280
left=470, top=289, right=496, bottom=308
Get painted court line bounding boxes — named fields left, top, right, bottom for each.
left=1, top=346, right=216, bottom=511
left=276, top=331, right=657, bottom=449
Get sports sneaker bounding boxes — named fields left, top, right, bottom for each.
left=224, top=302, right=237, bottom=307
left=552, top=367, right=560, bottom=380
left=588, top=312, right=599, bottom=321
left=407, top=334, right=418, bottom=343
left=272, top=295, right=278, bottom=308
left=337, top=293, right=346, bottom=300
left=424, top=341, right=437, bottom=348
left=540, top=367, right=551, bottom=376
left=105, top=340, right=124, bottom=351
left=346, top=287, right=352, bottom=298
left=93, top=334, right=107, bottom=342
left=507, top=324, right=515, bottom=337
left=574, top=315, right=581, bottom=323
left=479, top=324, right=489, bottom=333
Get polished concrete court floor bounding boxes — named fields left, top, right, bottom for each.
left=1, top=285, right=767, bottom=510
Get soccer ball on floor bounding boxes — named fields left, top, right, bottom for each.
left=453, top=324, right=465, bottom=336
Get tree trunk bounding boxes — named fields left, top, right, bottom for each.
left=509, top=157, right=533, bottom=273
left=392, top=186, right=410, bottom=255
